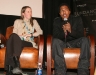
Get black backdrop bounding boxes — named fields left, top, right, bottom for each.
left=73, top=0, right=96, bottom=39
left=0, top=0, right=95, bottom=65
left=43, top=0, right=73, bottom=35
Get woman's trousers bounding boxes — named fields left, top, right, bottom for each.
left=4, top=33, right=32, bottom=70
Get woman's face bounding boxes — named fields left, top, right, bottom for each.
left=22, top=8, right=32, bottom=20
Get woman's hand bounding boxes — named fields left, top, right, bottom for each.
left=25, top=34, right=32, bottom=37
left=19, top=34, right=26, bottom=37
left=19, top=34, right=33, bottom=40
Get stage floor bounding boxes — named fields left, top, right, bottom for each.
left=0, top=69, right=77, bottom=75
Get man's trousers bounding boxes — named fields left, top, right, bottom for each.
left=52, top=37, right=90, bottom=75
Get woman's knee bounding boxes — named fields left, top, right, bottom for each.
left=10, top=33, right=18, bottom=37
left=9, top=33, right=19, bottom=39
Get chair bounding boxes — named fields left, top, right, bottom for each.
left=47, top=35, right=95, bottom=75
left=0, top=26, right=44, bottom=70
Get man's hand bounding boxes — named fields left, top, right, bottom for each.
left=62, top=22, right=71, bottom=33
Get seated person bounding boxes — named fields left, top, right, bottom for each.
left=5, top=6, right=43, bottom=75
left=52, top=3, right=90, bottom=75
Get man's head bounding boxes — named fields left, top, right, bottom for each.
left=59, top=3, right=71, bottom=19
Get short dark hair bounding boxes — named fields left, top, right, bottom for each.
left=58, top=3, right=71, bottom=13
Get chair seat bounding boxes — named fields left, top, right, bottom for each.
left=0, top=47, right=38, bottom=69
left=64, top=48, right=80, bottom=69
left=51, top=48, right=80, bottom=69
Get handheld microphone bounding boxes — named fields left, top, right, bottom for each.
left=63, top=18, right=68, bottom=42
left=64, top=18, right=68, bottom=24
left=63, top=18, right=68, bottom=34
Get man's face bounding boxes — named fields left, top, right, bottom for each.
left=59, top=5, right=70, bottom=19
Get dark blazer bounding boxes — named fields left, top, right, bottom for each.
left=53, top=15, right=84, bottom=42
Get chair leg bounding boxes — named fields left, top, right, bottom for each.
left=35, top=70, right=37, bottom=75
left=52, top=70, right=55, bottom=75
left=94, top=67, right=96, bottom=75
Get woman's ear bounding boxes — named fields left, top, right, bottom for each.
left=22, top=13, right=24, bottom=16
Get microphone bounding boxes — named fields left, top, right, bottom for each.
left=63, top=18, right=68, bottom=43
left=63, top=18, right=68, bottom=35
left=64, top=18, right=68, bottom=24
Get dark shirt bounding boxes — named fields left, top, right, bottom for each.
left=53, top=15, right=84, bottom=42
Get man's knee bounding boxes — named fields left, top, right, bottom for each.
left=52, top=38, right=59, bottom=44
left=81, top=37, right=89, bottom=43
left=52, top=38, right=64, bottom=46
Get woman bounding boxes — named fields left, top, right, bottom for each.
left=5, top=6, right=43, bottom=75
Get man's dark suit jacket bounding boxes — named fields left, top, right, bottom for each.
left=53, top=15, right=84, bottom=42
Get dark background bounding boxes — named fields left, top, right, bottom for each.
left=0, top=0, right=96, bottom=64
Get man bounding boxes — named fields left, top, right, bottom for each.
left=52, top=3, right=90, bottom=75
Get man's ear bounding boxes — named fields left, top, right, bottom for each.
left=59, top=12, right=61, bottom=16
left=59, top=12, right=60, bottom=15
left=69, top=11, right=71, bottom=15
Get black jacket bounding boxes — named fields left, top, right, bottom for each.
left=53, top=15, right=84, bottom=42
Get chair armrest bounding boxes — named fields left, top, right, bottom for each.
left=88, top=35, right=95, bottom=75
left=38, top=35, right=44, bottom=67
left=47, top=35, right=52, bottom=75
